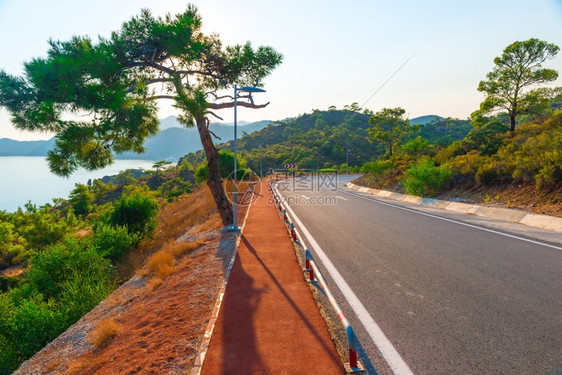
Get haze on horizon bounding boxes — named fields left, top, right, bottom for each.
left=1, top=0, right=561, bottom=141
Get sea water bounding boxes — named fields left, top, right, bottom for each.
left=0, top=157, right=156, bottom=212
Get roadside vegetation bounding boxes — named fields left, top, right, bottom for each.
left=0, top=160, right=196, bottom=374
left=356, top=39, right=561, bottom=215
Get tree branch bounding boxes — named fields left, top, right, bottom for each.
left=207, top=111, right=224, bottom=121
left=126, top=61, right=216, bottom=78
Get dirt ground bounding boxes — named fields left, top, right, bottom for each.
left=354, top=175, right=562, bottom=218
left=436, top=182, right=562, bottom=218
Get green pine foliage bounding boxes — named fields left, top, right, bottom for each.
left=109, top=188, right=158, bottom=236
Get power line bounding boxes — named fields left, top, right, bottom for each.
left=360, top=53, right=416, bottom=109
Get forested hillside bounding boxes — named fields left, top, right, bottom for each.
left=182, top=108, right=471, bottom=173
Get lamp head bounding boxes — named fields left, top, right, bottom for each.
left=240, top=86, right=266, bottom=93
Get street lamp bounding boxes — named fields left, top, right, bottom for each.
left=346, top=149, right=351, bottom=174
left=230, top=85, right=266, bottom=231
left=259, top=144, right=263, bottom=179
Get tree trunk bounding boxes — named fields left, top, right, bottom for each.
left=509, top=104, right=517, bottom=132
left=195, top=115, right=233, bottom=226
left=509, top=113, right=516, bottom=132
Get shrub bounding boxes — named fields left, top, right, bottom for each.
left=195, top=150, right=248, bottom=184
left=4, top=296, right=67, bottom=370
left=400, top=136, right=432, bottom=157
left=360, top=159, right=394, bottom=175
left=68, top=184, right=94, bottom=216
left=92, top=223, right=139, bottom=262
left=447, top=150, right=486, bottom=178
left=26, top=238, right=112, bottom=301
left=359, top=159, right=398, bottom=188
left=59, top=270, right=115, bottom=324
left=403, top=159, right=451, bottom=197
left=110, top=192, right=158, bottom=236
left=0, top=221, right=25, bottom=269
left=158, top=178, right=192, bottom=201
left=146, top=250, right=175, bottom=280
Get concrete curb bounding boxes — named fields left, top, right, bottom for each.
left=346, top=182, right=562, bottom=233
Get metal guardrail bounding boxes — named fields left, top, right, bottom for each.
left=270, top=182, right=363, bottom=373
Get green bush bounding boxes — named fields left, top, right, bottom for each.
left=110, top=192, right=158, bottom=236
left=403, top=159, right=451, bottom=197
left=68, top=183, right=94, bottom=216
left=26, top=238, right=112, bottom=301
left=1, top=296, right=67, bottom=373
left=360, top=159, right=394, bottom=175
left=92, top=223, right=139, bottom=262
left=158, top=177, right=192, bottom=201
left=0, top=221, right=25, bottom=269
left=195, top=150, right=248, bottom=184
left=400, top=136, right=432, bottom=157
left=0, top=236, right=117, bottom=373
left=58, top=270, right=115, bottom=323
left=359, top=159, right=398, bottom=188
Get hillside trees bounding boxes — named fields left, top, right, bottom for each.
left=367, top=107, right=419, bottom=157
left=0, top=5, right=282, bottom=226
left=474, top=38, right=559, bottom=131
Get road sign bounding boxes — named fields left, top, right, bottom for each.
left=284, top=163, right=297, bottom=169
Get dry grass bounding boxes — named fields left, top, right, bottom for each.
left=65, top=357, right=104, bottom=375
left=87, top=318, right=120, bottom=348
left=135, top=185, right=220, bottom=261
left=142, top=239, right=206, bottom=282
left=146, top=250, right=176, bottom=279
left=166, top=239, right=207, bottom=258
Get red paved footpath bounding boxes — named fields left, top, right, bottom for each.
left=200, top=182, right=343, bottom=375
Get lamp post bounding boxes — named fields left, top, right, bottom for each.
left=259, top=144, right=263, bottom=179
left=346, top=149, right=351, bottom=174
left=230, top=84, right=266, bottom=231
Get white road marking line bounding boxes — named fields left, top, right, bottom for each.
left=341, top=189, right=562, bottom=251
left=276, top=189, right=415, bottom=375
left=336, top=196, right=348, bottom=201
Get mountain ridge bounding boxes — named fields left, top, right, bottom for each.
left=0, top=119, right=272, bottom=160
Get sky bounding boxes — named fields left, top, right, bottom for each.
left=0, top=0, right=561, bottom=140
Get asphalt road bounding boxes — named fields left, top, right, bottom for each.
left=274, top=174, right=562, bottom=375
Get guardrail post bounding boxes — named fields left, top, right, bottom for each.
left=346, top=326, right=358, bottom=369
left=290, top=223, right=297, bottom=241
